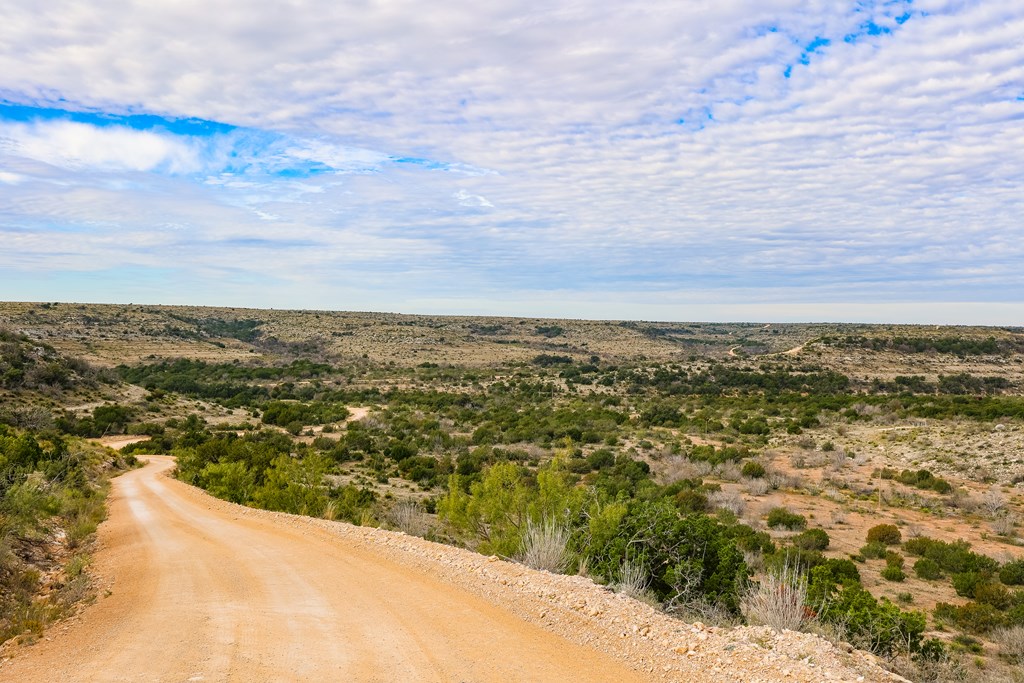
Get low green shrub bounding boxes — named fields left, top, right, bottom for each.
left=792, top=528, right=830, bottom=551
left=820, top=585, right=925, bottom=657
left=881, top=565, right=906, bottom=582
left=741, top=461, right=766, bottom=479
left=974, top=581, right=1012, bottom=610
left=766, top=507, right=806, bottom=531
left=914, top=557, right=943, bottom=580
left=885, top=551, right=905, bottom=569
left=860, top=541, right=888, bottom=559
left=866, top=524, right=901, bottom=545
left=1000, top=559, right=1024, bottom=586
left=952, top=572, right=989, bottom=599
left=934, top=601, right=1006, bottom=634
left=903, top=536, right=998, bottom=575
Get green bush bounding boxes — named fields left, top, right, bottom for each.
left=952, top=572, right=989, bottom=599
left=914, top=557, right=943, bottom=580
left=881, top=565, right=906, bottom=582
left=673, top=489, right=709, bottom=513
left=792, top=528, right=830, bottom=551
left=974, top=581, right=1012, bottom=610
left=1000, top=559, right=1024, bottom=586
left=860, top=541, right=888, bottom=559
left=896, top=469, right=953, bottom=494
left=903, top=536, right=998, bottom=575
left=586, top=500, right=748, bottom=612
left=951, top=634, right=984, bottom=654
left=766, top=507, right=807, bottom=531
left=822, top=558, right=862, bottom=585
left=741, top=461, right=766, bottom=479
left=885, top=551, right=905, bottom=569
left=820, top=585, right=925, bottom=656
left=866, top=524, right=901, bottom=545
left=934, top=601, right=1006, bottom=634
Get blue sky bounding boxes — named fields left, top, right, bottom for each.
left=1, top=0, right=1023, bottom=324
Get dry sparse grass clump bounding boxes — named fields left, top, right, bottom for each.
left=517, top=518, right=569, bottom=573
left=709, top=490, right=745, bottom=516
left=660, top=456, right=712, bottom=482
left=615, top=558, right=650, bottom=600
left=993, top=625, right=1024, bottom=663
left=746, top=477, right=769, bottom=496
left=741, top=562, right=812, bottom=633
left=715, top=462, right=742, bottom=481
left=982, top=486, right=1008, bottom=516
left=387, top=501, right=429, bottom=537
left=992, top=512, right=1018, bottom=537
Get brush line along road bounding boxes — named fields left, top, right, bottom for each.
left=0, top=456, right=644, bottom=682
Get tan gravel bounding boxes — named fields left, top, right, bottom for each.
left=1, top=457, right=903, bottom=682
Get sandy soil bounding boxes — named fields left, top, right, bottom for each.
left=93, top=436, right=151, bottom=450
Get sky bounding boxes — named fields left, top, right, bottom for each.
left=1, top=0, right=1022, bottom=324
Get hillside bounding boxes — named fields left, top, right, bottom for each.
left=1, top=301, right=1023, bottom=681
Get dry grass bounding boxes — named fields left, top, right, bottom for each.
left=709, top=490, right=746, bottom=516
left=615, top=559, right=650, bottom=599
left=745, top=477, right=769, bottom=496
left=993, top=625, right=1024, bottom=663
left=386, top=501, right=429, bottom=537
left=517, top=518, right=569, bottom=573
left=741, top=561, right=812, bottom=633
left=992, top=512, right=1018, bottom=538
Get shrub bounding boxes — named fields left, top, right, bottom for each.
left=586, top=501, right=748, bottom=613
left=860, top=541, right=888, bottom=559
left=952, top=572, right=988, bottom=599
left=885, top=551, right=905, bottom=569
left=896, top=469, right=953, bottom=494
left=934, top=601, right=1006, bottom=634
left=673, top=489, right=709, bottom=514
left=708, top=490, right=745, bottom=517
left=1000, top=559, right=1024, bottom=586
left=866, top=524, right=901, bottom=545
left=881, top=565, right=906, bottom=582
left=914, top=557, right=943, bottom=580
left=387, top=501, right=429, bottom=537
left=974, top=581, right=1011, bottom=610
left=951, top=634, right=983, bottom=654
left=902, top=536, right=999, bottom=575
left=741, top=461, right=766, bottom=479
left=792, top=528, right=830, bottom=551
left=821, top=585, right=925, bottom=657
left=820, top=558, right=861, bottom=585
left=766, top=507, right=807, bottom=531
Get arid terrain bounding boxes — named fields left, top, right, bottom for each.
left=2, top=301, right=1023, bottom=682
left=0, top=455, right=896, bottom=682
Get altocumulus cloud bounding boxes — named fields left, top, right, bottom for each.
left=0, top=0, right=1022, bottom=323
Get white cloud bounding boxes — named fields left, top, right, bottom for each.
left=0, top=1, right=1022, bottom=320
left=454, top=189, right=494, bottom=208
left=0, top=119, right=203, bottom=173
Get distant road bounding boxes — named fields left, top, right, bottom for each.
left=0, top=457, right=643, bottom=682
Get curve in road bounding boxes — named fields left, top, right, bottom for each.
left=0, top=457, right=645, bottom=682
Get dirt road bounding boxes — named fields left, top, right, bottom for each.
left=0, top=457, right=645, bottom=682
